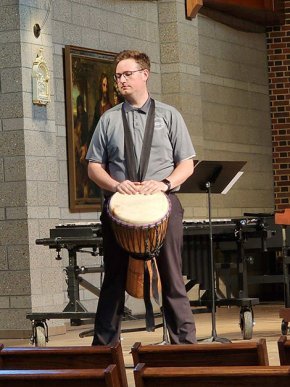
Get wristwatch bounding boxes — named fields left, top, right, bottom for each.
left=162, top=179, right=171, bottom=192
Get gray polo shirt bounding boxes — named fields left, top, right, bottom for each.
left=86, top=99, right=196, bottom=187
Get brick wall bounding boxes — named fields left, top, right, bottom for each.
left=267, top=0, right=290, bottom=210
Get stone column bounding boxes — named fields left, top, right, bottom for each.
left=0, top=0, right=65, bottom=338
left=157, top=0, right=205, bottom=218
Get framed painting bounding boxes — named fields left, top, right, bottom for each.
left=64, top=46, right=122, bottom=212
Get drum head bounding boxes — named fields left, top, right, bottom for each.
left=109, top=192, right=169, bottom=225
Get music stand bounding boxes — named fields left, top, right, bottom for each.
left=180, top=160, right=246, bottom=343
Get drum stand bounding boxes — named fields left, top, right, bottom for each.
left=180, top=160, right=246, bottom=343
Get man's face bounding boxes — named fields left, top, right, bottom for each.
left=115, top=58, right=148, bottom=97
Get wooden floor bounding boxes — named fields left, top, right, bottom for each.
left=1, top=303, right=288, bottom=386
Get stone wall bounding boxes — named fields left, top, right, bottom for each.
left=0, top=1, right=32, bottom=337
left=198, top=15, right=274, bottom=219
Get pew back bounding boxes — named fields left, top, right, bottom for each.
left=278, top=335, right=290, bottom=365
left=0, top=343, right=127, bottom=387
left=0, top=366, right=120, bottom=387
left=132, top=338, right=269, bottom=367
left=134, top=364, right=290, bottom=387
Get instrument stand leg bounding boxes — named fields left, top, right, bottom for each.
left=282, top=225, right=290, bottom=308
left=200, top=182, right=231, bottom=344
left=123, top=306, right=138, bottom=320
left=235, top=225, right=248, bottom=299
left=154, top=305, right=169, bottom=345
left=63, top=249, right=88, bottom=313
left=161, top=306, right=169, bottom=344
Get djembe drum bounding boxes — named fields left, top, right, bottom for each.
left=108, top=192, right=171, bottom=298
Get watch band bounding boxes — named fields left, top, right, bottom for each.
left=162, top=178, right=171, bottom=192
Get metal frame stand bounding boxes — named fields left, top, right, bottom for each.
left=180, top=160, right=259, bottom=342
left=202, top=181, right=231, bottom=343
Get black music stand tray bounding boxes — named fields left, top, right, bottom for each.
left=180, top=160, right=246, bottom=343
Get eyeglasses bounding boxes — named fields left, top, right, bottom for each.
left=114, top=69, right=144, bottom=82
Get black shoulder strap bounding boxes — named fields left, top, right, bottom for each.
left=122, top=99, right=155, bottom=182
left=138, top=99, right=155, bottom=181
left=122, top=105, right=138, bottom=181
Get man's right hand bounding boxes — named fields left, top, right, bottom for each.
left=115, top=180, right=141, bottom=195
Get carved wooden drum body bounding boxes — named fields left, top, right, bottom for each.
left=108, top=192, right=170, bottom=298
left=108, top=192, right=170, bottom=259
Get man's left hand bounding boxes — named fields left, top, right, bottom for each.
left=138, top=180, right=168, bottom=194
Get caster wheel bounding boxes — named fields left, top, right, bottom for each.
left=240, top=309, right=253, bottom=340
left=281, top=320, right=289, bottom=336
left=35, top=325, right=47, bottom=347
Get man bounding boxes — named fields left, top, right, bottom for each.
left=86, top=50, right=196, bottom=345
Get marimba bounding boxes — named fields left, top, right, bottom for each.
left=26, top=223, right=104, bottom=345
left=182, top=216, right=278, bottom=339
left=27, top=216, right=285, bottom=344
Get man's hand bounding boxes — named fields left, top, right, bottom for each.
left=115, top=180, right=141, bottom=194
left=138, top=180, right=167, bottom=195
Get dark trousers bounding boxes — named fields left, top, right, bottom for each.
left=92, top=193, right=196, bottom=345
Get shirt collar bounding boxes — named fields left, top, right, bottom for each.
left=123, top=96, right=151, bottom=114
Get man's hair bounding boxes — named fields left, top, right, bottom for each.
left=115, top=50, right=151, bottom=71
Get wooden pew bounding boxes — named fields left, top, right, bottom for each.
left=278, top=335, right=290, bottom=365
left=0, top=343, right=127, bottom=387
left=131, top=338, right=269, bottom=367
left=134, top=364, right=290, bottom=387
left=0, top=365, right=120, bottom=387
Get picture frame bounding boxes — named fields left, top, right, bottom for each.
left=64, top=45, right=122, bottom=212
